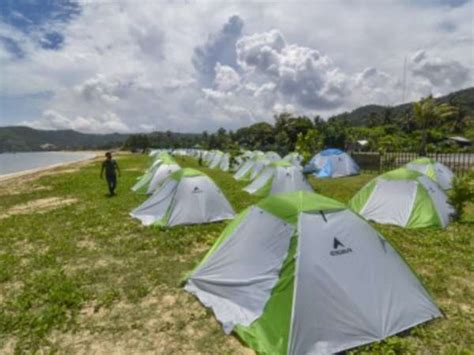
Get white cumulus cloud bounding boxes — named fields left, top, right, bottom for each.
left=1, top=0, right=472, bottom=132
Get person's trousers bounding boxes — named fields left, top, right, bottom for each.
left=106, top=174, right=117, bottom=195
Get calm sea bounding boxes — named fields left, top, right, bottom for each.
left=0, top=152, right=95, bottom=176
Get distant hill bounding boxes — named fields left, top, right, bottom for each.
left=1, top=87, right=473, bottom=152
left=0, top=126, right=129, bottom=152
left=330, top=87, right=474, bottom=126
left=0, top=126, right=205, bottom=152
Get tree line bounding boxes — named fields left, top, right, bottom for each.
left=124, top=95, right=474, bottom=155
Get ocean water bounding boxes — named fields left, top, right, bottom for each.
left=0, top=152, right=95, bottom=176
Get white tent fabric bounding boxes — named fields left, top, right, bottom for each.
left=131, top=174, right=235, bottom=226
left=249, top=160, right=269, bottom=180
left=150, top=158, right=164, bottom=170
left=130, top=179, right=178, bottom=226
left=244, top=168, right=275, bottom=194
left=146, top=163, right=180, bottom=195
left=358, top=176, right=453, bottom=228
left=244, top=165, right=313, bottom=196
left=284, top=153, right=303, bottom=167
left=289, top=211, right=441, bottom=354
left=360, top=180, right=418, bottom=227
left=234, top=160, right=254, bottom=180
left=219, top=153, right=230, bottom=171
left=265, top=152, right=281, bottom=161
left=271, top=166, right=313, bottom=195
left=167, top=175, right=234, bottom=226
left=209, top=152, right=224, bottom=169
left=406, top=161, right=454, bottom=190
left=235, top=156, right=243, bottom=168
left=149, top=149, right=160, bottom=157
left=185, top=207, right=294, bottom=333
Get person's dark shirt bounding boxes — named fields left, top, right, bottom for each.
left=102, top=159, right=118, bottom=177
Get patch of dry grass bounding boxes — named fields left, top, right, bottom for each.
left=0, top=197, right=78, bottom=219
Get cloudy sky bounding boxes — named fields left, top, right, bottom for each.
left=0, top=0, right=473, bottom=133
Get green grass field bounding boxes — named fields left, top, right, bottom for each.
left=0, top=154, right=472, bottom=354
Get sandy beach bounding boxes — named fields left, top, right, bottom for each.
left=0, top=151, right=102, bottom=183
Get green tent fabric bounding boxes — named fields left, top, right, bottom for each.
left=405, top=157, right=455, bottom=190
left=168, top=168, right=204, bottom=180
left=184, top=191, right=441, bottom=354
left=349, top=168, right=454, bottom=228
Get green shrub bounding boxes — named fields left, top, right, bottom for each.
left=449, top=168, right=474, bottom=221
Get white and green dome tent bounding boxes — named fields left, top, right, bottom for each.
left=252, top=150, right=265, bottom=159
left=149, top=149, right=162, bottom=157
left=234, top=155, right=244, bottom=168
left=283, top=152, right=303, bottom=167
left=132, top=168, right=156, bottom=194
left=131, top=152, right=176, bottom=193
left=248, top=158, right=269, bottom=180
left=209, top=151, right=224, bottom=169
left=143, top=155, right=181, bottom=195
left=130, top=168, right=235, bottom=227
left=349, top=168, right=454, bottom=228
left=218, top=153, right=230, bottom=172
left=234, top=157, right=269, bottom=181
left=265, top=151, right=281, bottom=162
left=203, top=150, right=214, bottom=165
left=241, top=150, right=254, bottom=159
left=233, top=159, right=254, bottom=181
left=244, top=161, right=313, bottom=197
left=184, top=191, right=441, bottom=354
left=405, top=157, right=454, bottom=190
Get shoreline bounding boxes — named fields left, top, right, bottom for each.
left=0, top=152, right=101, bottom=183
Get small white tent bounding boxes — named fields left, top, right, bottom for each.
left=132, top=153, right=179, bottom=194
left=350, top=168, right=454, bottom=228
left=233, top=157, right=269, bottom=181
left=264, top=151, right=281, bottom=162
left=405, top=157, right=454, bottom=190
left=283, top=152, right=303, bottom=166
left=131, top=168, right=235, bottom=227
left=146, top=161, right=181, bottom=195
left=209, top=151, right=224, bottom=169
left=219, top=153, right=230, bottom=172
left=244, top=160, right=313, bottom=197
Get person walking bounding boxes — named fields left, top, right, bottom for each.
left=100, top=152, right=121, bottom=196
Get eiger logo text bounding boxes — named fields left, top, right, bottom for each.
left=192, top=186, right=203, bottom=193
left=330, top=237, right=353, bottom=256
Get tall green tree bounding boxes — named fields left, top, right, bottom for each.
left=275, top=130, right=290, bottom=156
left=413, top=96, right=457, bottom=155
left=295, top=129, right=323, bottom=165
left=274, top=113, right=314, bottom=151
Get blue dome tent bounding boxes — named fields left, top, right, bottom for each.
left=304, top=149, right=360, bottom=178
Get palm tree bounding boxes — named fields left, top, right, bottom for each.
left=448, top=95, right=467, bottom=133
left=412, top=96, right=456, bottom=155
